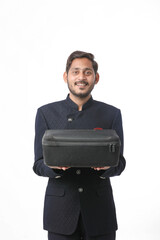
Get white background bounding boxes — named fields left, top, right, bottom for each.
left=0, top=0, right=160, bottom=239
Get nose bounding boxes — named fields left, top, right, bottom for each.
left=78, top=71, right=86, bottom=80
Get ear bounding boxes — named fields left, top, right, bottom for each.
left=63, top=72, right=68, bottom=83
left=95, top=73, right=99, bottom=84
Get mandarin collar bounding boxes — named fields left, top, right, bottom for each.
left=66, top=94, right=93, bottom=111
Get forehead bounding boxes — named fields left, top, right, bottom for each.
left=70, top=58, right=93, bottom=70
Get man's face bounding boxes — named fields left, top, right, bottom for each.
left=64, top=58, right=99, bottom=99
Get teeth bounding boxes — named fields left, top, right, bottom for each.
left=76, top=82, right=87, bottom=86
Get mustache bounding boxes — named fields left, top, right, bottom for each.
left=75, top=80, right=88, bottom=85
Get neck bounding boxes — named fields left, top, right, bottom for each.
left=69, top=93, right=91, bottom=111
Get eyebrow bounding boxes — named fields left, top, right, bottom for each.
left=70, top=67, right=93, bottom=71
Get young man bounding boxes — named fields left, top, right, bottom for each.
left=33, top=51, right=126, bottom=240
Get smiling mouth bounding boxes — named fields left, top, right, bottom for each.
left=75, top=81, right=88, bottom=87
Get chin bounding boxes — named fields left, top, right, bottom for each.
left=70, top=87, right=94, bottom=98
left=72, top=90, right=91, bottom=99
left=77, top=94, right=89, bottom=99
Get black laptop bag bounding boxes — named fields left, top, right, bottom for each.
left=42, top=129, right=121, bottom=167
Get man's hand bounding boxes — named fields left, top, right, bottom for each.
left=48, top=166, right=70, bottom=171
left=92, top=166, right=111, bottom=171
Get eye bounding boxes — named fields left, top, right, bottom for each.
left=85, top=71, right=92, bottom=76
left=72, top=70, right=79, bottom=75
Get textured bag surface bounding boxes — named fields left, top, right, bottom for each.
left=42, top=129, right=121, bottom=167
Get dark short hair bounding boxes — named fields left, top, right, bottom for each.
left=66, top=51, right=98, bottom=74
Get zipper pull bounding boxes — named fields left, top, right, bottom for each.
left=109, top=144, right=116, bottom=153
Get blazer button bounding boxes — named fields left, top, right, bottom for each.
left=99, top=176, right=106, bottom=179
left=76, top=169, right=81, bottom=175
left=68, top=118, right=73, bottom=122
left=78, top=187, right=83, bottom=193
left=55, top=176, right=61, bottom=179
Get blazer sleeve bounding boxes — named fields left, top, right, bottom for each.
left=100, top=109, right=126, bottom=178
left=33, top=108, right=63, bottom=178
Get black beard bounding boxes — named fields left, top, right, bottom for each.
left=67, top=81, right=95, bottom=99
left=70, top=91, right=91, bottom=99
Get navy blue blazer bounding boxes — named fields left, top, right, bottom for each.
left=33, top=95, right=126, bottom=236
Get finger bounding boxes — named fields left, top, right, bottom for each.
left=93, top=167, right=100, bottom=171
left=48, top=166, right=61, bottom=169
left=61, top=167, right=70, bottom=171
left=93, top=166, right=111, bottom=171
